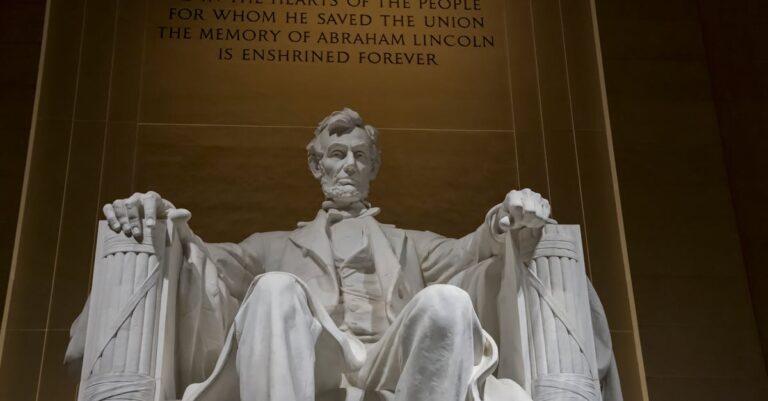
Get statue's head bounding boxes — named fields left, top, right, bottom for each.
left=307, top=108, right=381, bottom=205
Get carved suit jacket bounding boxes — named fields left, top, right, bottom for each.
left=207, top=207, right=503, bottom=313
left=171, top=206, right=505, bottom=388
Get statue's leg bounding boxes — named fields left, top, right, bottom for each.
left=353, top=284, right=483, bottom=401
left=234, top=272, right=327, bottom=401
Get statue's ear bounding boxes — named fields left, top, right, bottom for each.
left=308, top=153, right=324, bottom=179
left=370, top=150, right=381, bottom=180
left=370, top=159, right=380, bottom=180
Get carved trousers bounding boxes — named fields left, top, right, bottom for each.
left=234, top=272, right=484, bottom=401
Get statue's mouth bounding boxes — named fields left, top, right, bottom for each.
left=336, top=178, right=357, bottom=186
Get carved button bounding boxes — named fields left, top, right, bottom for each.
left=349, top=303, right=361, bottom=312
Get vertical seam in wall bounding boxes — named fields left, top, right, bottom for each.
left=528, top=0, right=553, bottom=199
left=90, top=1, right=123, bottom=290
left=0, top=0, right=52, bottom=366
left=588, top=0, right=649, bottom=398
left=131, top=0, right=150, bottom=192
left=33, top=0, right=91, bottom=398
left=502, top=0, right=521, bottom=186
left=557, top=0, right=592, bottom=276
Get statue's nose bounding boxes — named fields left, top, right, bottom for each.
left=342, top=152, right=357, bottom=174
left=343, top=162, right=357, bottom=174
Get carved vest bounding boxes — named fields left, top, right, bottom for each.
left=329, top=217, right=389, bottom=343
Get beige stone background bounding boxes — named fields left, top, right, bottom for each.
left=597, top=0, right=768, bottom=398
left=1, top=0, right=764, bottom=400
left=1, top=0, right=646, bottom=399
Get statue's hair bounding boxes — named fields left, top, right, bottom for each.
left=307, top=108, right=381, bottom=177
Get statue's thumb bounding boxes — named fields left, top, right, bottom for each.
left=499, top=215, right=512, bottom=230
left=167, top=208, right=192, bottom=223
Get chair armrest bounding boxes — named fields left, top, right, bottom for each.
left=77, top=217, right=186, bottom=401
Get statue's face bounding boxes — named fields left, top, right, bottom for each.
left=317, top=127, right=376, bottom=203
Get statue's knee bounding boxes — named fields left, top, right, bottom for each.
left=250, top=272, right=302, bottom=303
left=237, top=273, right=313, bottom=341
left=417, top=284, right=472, bottom=308
left=412, top=285, right=474, bottom=330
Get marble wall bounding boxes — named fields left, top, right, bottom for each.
left=0, top=0, right=645, bottom=400
left=595, top=0, right=768, bottom=399
left=0, top=0, right=45, bottom=342
left=697, top=0, right=768, bottom=371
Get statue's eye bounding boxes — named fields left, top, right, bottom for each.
left=330, top=150, right=345, bottom=158
left=354, top=151, right=366, bottom=159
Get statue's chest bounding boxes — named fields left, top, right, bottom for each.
left=329, top=220, right=389, bottom=340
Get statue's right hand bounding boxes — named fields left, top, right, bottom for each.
left=102, top=191, right=175, bottom=241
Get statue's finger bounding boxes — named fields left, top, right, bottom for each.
left=161, top=199, right=175, bottom=217
left=114, top=200, right=131, bottom=236
left=141, top=193, right=159, bottom=227
left=102, top=204, right=121, bottom=232
left=506, top=190, right=524, bottom=210
left=127, top=192, right=142, bottom=203
left=499, top=215, right=512, bottom=231
left=522, top=192, right=536, bottom=214
left=534, top=193, right=545, bottom=210
left=534, top=200, right=549, bottom=220
left=126, top=198, right=142, bottom=240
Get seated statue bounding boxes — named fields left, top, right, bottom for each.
left=66, top=108, right=621, bottom=401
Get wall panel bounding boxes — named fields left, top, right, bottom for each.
left=0, top=0, right=646, bottom=399
left=595, top=0, right=768, bottom=399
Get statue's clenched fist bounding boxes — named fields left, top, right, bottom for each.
left=497, top=188, right=551, bottom=231
left=102, top=191, right=175, bottom=241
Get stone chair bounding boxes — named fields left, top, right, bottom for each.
left=67, top=215, right=620, bottom=401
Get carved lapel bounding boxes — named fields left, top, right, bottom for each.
left=365, top=218, right=408, bottom=321
left=288, top=211, right=335, bottom=278
left=384, top=225, right=406, bottom=266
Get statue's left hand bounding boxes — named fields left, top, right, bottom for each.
left=497, top=188, right=551, bottom=231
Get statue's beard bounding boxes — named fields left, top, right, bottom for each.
left=321, top=175, right=368, bottom=204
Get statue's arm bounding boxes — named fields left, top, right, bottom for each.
left=412, top=189, right=551, bottom=284
left=97, top=190, right=275, bottom=301
left=170, top=230, right=280, bottom=386
left=201, top=232, right=273, bottom=301
left=408, top=205, right=503, bottom=284
left=197, top=230, right=289, bottom=298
